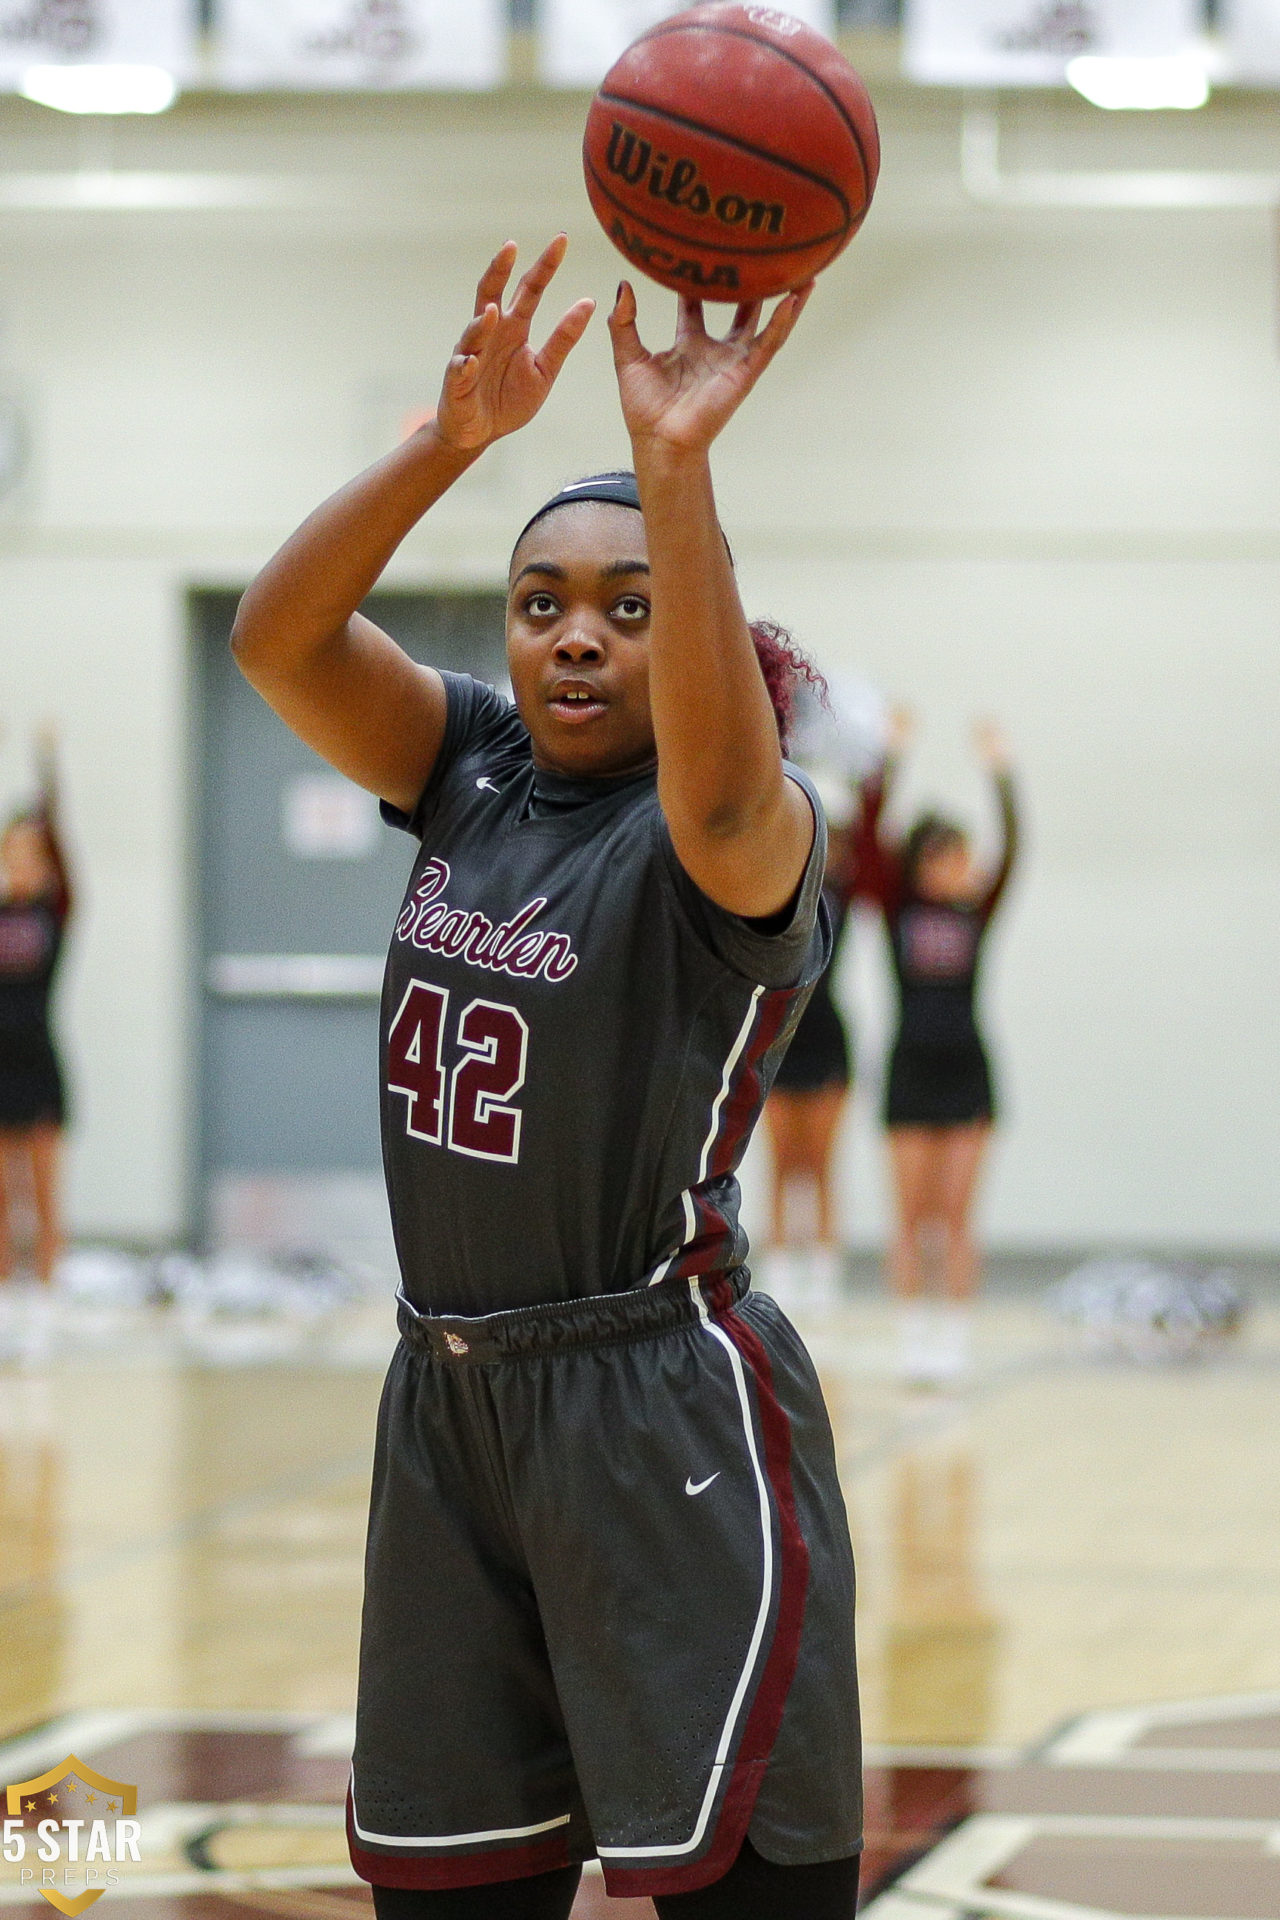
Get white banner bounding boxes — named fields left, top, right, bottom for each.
left=0, top=0, right=197, bottom=84
left=903, top=0, right=1200, bottom=88
left=215, top=0, right=505, bottom=91
left=1222, top=0, right=1280, bottom=82
left=540, top=0, right=837, bottom=90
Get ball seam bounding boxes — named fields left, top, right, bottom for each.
left=622, top=17, right=875, bottom=201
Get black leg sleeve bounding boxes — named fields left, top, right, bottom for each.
left=371, top=1866, right=581, bottom=1920
left=654, top=1839, right=860, bottom=1920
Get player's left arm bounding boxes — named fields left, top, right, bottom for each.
left=609, top=283, right=816, bottom=919
left=975, top=718, right=1018, bottom=918
left=34, top=724, right=72, bottom=917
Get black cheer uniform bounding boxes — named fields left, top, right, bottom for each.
left=349, top=674, right=862, bottom=1902
left=861, top=769, right=1017, bottom=1128
left=0, top=834, right=70, bottom=1130
left=770, top=885, right=853, bottom=1094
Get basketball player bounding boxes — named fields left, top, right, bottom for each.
left=0, top=730, right=72, bottom=1294
left=762, top=772, right=861, bottom=1313
left=232, top=236, right=862, bottom=1919
left=860, top=714, right=1019, bottom=1383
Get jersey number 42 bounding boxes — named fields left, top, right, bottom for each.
left=387, top=978, right=529, bottom=1165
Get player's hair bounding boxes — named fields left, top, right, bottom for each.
left=903, top=812, right=968, bottom=886
left=748, top=619, right=825, bottom=755
left=514, top=474, right=825, bottom=753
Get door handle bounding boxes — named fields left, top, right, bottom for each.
left=207, top=954, right=384, bottom=998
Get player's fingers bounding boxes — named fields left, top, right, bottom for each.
left=607, top=281, right=647, bottom=364
left=456, top=303, right=501, bottom=355
left=728, top=299, right=764, bottom=342
left=473, top=241, right=518, bottom=318
left=509, top=233, right=570, bottom=321
left=536, top=297, right=597, bottom=384
left=441, top=352, right=481, bottom=399
left=676, top=295, right=708, bottom=344
left=752, top=281, right=814, bottom=362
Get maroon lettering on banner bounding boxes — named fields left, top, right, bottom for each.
left=394, top=859, right=578, bottom=985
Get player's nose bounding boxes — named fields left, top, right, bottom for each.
left=553, top=627, right=606, bottom=664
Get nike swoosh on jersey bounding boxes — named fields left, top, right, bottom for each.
left=684, top=1473, right=720, bottom=1497
left=475, top=777, right=498, bottom=793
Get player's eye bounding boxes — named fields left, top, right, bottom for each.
left=524, top=592, right=560, bottom=618
left=612, top=595, right=650, bottom=623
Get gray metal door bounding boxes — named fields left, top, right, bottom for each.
left=193, top=589, right=507, bottom=1265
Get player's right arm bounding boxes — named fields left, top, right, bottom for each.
left=232, top=236, right=594, bottom=815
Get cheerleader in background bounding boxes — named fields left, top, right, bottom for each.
left=861, top=715, right=1019, bottom=1384
left=762, top=769, right=863, bottom=1314
left=0, top=730, right=73, bottom=1298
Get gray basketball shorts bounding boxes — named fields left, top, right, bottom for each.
left=347, top=1269, right=862, bottom=1900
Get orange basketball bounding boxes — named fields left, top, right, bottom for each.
left=583, top=3, right=880, bottom=303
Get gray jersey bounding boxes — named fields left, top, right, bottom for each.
left=380, top=673, right=829, bottom=1317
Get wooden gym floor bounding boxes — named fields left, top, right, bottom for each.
left=0, top=1282, right=1277, bottom=1916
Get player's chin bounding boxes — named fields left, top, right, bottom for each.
left=535, top=710, right=652, bottom=777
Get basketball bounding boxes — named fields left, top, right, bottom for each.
left=583, top=3, right=880, bottom=303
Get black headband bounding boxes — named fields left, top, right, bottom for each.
left=513, top=474, right=642, bottom=553
left=512, top=470, right=733, bottom=565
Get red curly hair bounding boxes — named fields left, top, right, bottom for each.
left=749, top=620, right=827, bottom=755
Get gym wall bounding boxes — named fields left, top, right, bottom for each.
left=0, top=78, right=1276, bottom=1250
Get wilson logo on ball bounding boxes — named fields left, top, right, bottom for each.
left=605, top=122, right=785, bottom=236
left=582, top=1, right=880, bottom=303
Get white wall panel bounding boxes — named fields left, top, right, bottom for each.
left=214, top=0, right=504, bottom=90
left=903, top=0, right=1200, bottom=87
left=0, top=0, right=196, bottom=84
left=0, top=85, right=1276, bottom=1248
left=1223, top=0, right=1280, bottom=81
left=539, top=0, right=837, bottom=88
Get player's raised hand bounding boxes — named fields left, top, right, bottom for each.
left=608, top=280, right=812, bottom=456
left=435, top=237, right=595, bottom=452
left=887, top=705, right=915, bottom=755
left=974, top=717, right=1011, bottom=771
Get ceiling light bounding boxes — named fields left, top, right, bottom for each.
left=19, top=65, right=178, bottom=115
left=1066, top=55, right=1209, bottom=111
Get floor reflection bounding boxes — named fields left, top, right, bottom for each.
left=0, top=1288, right=1276, bottom=1919
left=0, top=1380, right=65, bottom=1731
left=882, top=1429, right=1000, bottom=1747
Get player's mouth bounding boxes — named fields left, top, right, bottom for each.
left=548, top=679, right=608, bottom=724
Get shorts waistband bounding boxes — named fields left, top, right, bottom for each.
left=395, top=1269, right=750, bottom=1365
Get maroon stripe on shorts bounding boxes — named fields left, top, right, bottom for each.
left=603, top=1305, right=810, bottom=1899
